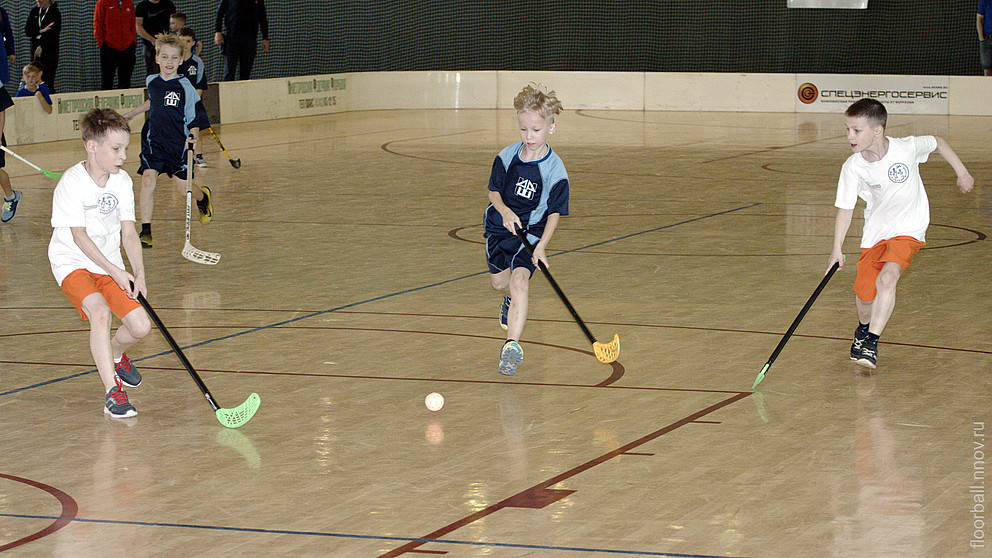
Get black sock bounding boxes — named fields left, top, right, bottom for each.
left=141, top=223, right=151, bottom=234
left=866, top=332, right=880, bottom=342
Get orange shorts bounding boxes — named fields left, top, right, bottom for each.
left=60, top=269, right=141, bottom=321
left=854, top=236, right=924, bottom=302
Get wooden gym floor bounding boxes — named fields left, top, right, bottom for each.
left=1, top=107, right=990, bottom=557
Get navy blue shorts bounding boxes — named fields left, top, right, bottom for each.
left=486, top=232, right=536, bottom=275
left=138, top=151, right=189, bottom=180
left=0, top=89, right=13, bottom=168
left=137, top=119, right=190, bottom=179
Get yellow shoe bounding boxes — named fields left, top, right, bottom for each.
left=139, top=230, right=153, bottom=248
left=197, top=186, right=213, bottom=225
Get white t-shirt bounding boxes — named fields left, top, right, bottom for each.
left=49, top=162, right=136, bottom=285
left=835, top=135, right=937, bottom=249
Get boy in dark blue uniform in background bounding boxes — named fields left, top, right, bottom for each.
left=177, top=27, right=210, bottom=167
left=124, top=34, right=212, bottom=248
left=485, top=84, right=569, bottom=376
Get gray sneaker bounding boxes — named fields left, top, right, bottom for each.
left=498, top=340, right=523, bottom=376
left=114, top=353, right=142, bottom=387
left=105, top=378, right=137, bottom=418
left=1, top=190, right=21, bottom=222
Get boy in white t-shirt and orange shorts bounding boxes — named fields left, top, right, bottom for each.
left=827, top=98, right=975, bottom=369
left=49, top=108, right=152, bottom=418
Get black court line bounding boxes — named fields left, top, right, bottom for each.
left=0, top=202, right=760, bottom=398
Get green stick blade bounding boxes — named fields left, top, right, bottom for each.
left=215, top=393, right=260, bottom=428
left=752, top=364, right=770, bottom=390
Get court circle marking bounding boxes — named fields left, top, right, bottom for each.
left=0, top=472, right=79, bottom=552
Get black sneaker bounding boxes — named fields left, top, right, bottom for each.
left=114, top=352, right=142, bottom=387
left=498, top=296, right=510, bottom=331
left=105, top=377, right=137, bottom=418
left=850, top=324, right=869, bottom=360
left=197, top=186, right=212, bottom=225
left=856, top=336, right=878, bottom=369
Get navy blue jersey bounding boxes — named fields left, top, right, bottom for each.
left=484, top=142, right=569, bottom=238
left=141, top=73, right=202, bottom=160
left=178, top=55, right=208, bottom=91
left=177, top=56, right=210, bottom=130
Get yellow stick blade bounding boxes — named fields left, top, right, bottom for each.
left=593, top=334, right=620, bottom=363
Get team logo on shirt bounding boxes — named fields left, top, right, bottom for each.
left=97, top=193, right=118, bottom=214
left=164, top=91, right=181, bottom=107
left=515, top=177, right=537, bottom=200
left=887, top=163, right=909, bottom=183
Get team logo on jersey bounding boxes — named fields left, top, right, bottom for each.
left=96, top=193, right=118, bottom=214
left=887, top=163, right=909, bottom=183
left=164, top=91, right=181, bottom=107
left=515, top=177, right=537, bottom=200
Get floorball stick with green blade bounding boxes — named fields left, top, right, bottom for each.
left=0, top=146, right=62, bottom=179
left=752, top=261, right=839, bottom=390
left=136, top=289, right=260, bottom=428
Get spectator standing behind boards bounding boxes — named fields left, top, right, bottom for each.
left=94, top=0, right=136, bottom=90
left=214, top=0, right=269, bottom=81
left=17, top=62, right=52, bottom=114
left=979, top=0, right=992, bottom=76
left=24, top=0, right=60, bottom=92
left=135, top=0, right=174, bottom=77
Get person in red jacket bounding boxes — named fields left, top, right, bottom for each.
left=94, top=0, right=136, bottom=90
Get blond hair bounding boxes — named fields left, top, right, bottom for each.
left=155, top=34, right=184, bottom=54
left=513, top=83, right=563, bottom=122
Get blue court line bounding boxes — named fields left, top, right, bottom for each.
left=0, top=513, right=747, bottom=558
left=1, top=202, right=759, bottom=399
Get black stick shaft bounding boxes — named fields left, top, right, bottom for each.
left=136, top=293, right=222, bottom=411
left=514, top=229, right=598, bottom=345
left=763, top=261, right=840, bottom=367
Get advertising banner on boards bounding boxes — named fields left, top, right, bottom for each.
left=795, top=75, right=949, bottom=114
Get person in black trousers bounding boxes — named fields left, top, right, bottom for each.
left=24, top=0, right=60, bottom=91
left=213, top=0, right=269, bottom=81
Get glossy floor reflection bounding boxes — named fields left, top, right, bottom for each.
left=1, top=108, right=990, bottom=556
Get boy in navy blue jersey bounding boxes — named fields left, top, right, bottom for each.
left=177, top=27, right=210, bottom=167
left=123, top=34, right=212, bottom=249
left=485, top=84, right=569, bottom=376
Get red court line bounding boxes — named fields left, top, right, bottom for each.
left=0, top=473, right=79, bottom=552
left=378, top=391, right=750, bottom=557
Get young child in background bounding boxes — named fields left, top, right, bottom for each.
left=16, top=62, right=53, bottom=114
left=827, top=98, right=974, bottom=369
left=123, top=34, right=212, bottom=249
left=178, top=27, right=210, bottom=167
left=484, top=84, right=569, bottom=376
left=48, top=107, right=151, bottom=418
left=169, top=12, right=201, bottom=56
